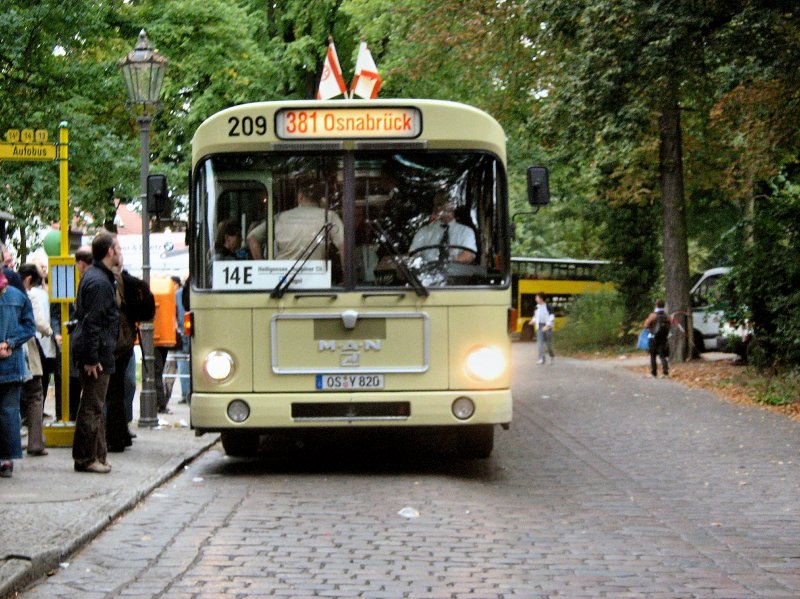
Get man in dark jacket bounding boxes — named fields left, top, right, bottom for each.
left=71, top=233, right=121, bottom=474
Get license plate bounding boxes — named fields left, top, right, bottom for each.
left=315, top=374, right=385, bottom=390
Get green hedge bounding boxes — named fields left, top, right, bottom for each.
left=556, top=291, right=627, bottom=352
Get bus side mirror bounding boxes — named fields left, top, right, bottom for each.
left=527, top=166, right=550, bottom=206
left=147, top=174, right=168, bottom=214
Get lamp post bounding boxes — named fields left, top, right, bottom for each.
left=119, top=30, right=167, bottom=428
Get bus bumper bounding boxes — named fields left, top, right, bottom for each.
left=190, top=389, right=512, bottom=431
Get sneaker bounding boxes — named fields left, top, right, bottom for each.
left=537, top=359, right=545, bottom=365
left=660, top=373, right=669, bottom=378
left=75, top=460, right=111, bottom=474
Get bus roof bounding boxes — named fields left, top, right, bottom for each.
left=511, top=257, right=609, bottom=266
left=191, top=99, right=506, bottom=165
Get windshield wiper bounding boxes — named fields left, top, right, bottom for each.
left=367, top=220, right=429, bottom=297
left=270, top=222, right=334, bottom=299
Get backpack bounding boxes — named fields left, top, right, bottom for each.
left=121, top=270, right=156, bottom=323
left=652, top=311, right=670, bottom=341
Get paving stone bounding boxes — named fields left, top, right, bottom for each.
left=15, top=347, right=800, bottom=597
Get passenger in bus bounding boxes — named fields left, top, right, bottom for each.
left=408, top=191, right=476, bottom=264
left=244, top=190, right=270, bottom=260
left=213, top=220, right=247, bottom=260
left=245, top=220, right=267, bottom=260
left=273, top=182, right=344, bottom=262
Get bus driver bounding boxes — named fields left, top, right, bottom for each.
left=408, top=191, right=476, bottom=264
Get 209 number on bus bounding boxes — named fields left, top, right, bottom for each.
left=228, top=115, right=267, bottom=137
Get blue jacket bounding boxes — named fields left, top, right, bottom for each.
left=72, top=261, right=120, bottom=373
left=0, top=286, right=36, bottom=384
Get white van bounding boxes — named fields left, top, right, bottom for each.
left=690, top=267, right=730, bottom=352
left=690, top=267, right=750, bottom=355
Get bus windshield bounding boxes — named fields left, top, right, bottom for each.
left=193, top=150, right=507, bottom=291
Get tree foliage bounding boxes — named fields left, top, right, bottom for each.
left=0, top=1, right=135, bottom=255
left=2, top=0, right=800, bottom=366
left=726, top=175, right=800, bottom=368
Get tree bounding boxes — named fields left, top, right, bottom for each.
left=0, top=1, right=134, bottom=256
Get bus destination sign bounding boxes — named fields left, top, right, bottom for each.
left=275, top=107, right=421, bottom=140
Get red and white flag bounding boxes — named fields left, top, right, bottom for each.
left=317, top=38, right=347, bottom=100
left=350, top=41, right=382, bottom=99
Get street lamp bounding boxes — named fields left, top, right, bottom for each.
left=119, top=29, right=167, bottom=428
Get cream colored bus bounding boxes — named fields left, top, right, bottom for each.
left=183, top=99, right=548, bottom=458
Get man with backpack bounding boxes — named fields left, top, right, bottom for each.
left=644, top=299, right=670, bottom=378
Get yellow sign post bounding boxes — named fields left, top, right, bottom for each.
left=44, top=124, right=76, bottom=447
left=0, top=125, right=74, bottom=445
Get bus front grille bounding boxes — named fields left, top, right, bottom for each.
left=291, top=402, right=411, bottom=421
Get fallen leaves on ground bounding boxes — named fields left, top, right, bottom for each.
left=625, top=356, right=800, bottom=422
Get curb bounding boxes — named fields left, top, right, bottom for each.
left=0, top=435, right=219, bottom=599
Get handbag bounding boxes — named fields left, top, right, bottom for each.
left=637, top=329, right=650, bottom=351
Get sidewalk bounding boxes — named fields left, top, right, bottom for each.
left=0, top=383, right=218, bottom=599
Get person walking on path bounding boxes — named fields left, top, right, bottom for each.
left=643, top=299, right=670, bottom=378
left=0, top=269, right=36, bottom=478
left=534, top=292, right=555, bottom=365
left=71, top=233, right=121, bottom=474
left=19, top=263, right=52, bottom=456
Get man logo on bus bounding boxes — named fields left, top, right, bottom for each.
left=318, top=340, right=381, bottom=368
left=318, top=340, right=382, bottom=352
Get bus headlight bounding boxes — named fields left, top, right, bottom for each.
left=465, top=346, right=506, bottom=381
left=204, top=350, right=235, bottom=382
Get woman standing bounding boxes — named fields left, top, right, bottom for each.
left=0, top=270, right=36, bottom=478
left=19, top=263, right=53, bottom=456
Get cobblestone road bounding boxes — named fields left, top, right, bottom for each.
left=22, top=346, right=800, bottom=598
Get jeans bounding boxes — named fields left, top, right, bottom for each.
left=649, top=338, right=669, bottom=376
left=177, top=335, right=190, bottom=403
left=72, top=370, right=110, bottom=467
left=124, top=352, right=136, bottom=423
left=106, top=351, right=133, bottom=450
left=537, top=327, right=555, bottom=362
left=0, top=382, right=23, bottom=460
left=22, top=376, right=45, bottom=453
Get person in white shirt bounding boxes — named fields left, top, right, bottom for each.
left=408, top=191, right=477, bottom=264
left=533, top=292, right=555, bottom=364
left=31, top=259, right=56, bottom=400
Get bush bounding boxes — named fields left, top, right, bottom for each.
left=557, top=291, right=627, bottom=351
left=726, top=175, right=800, bottom=369
left=754, top=368, right=800, bottom=406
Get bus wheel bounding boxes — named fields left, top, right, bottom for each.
left=457, top=425, right=494, bottom=459
left=221, top=431, right=260, bottom=457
